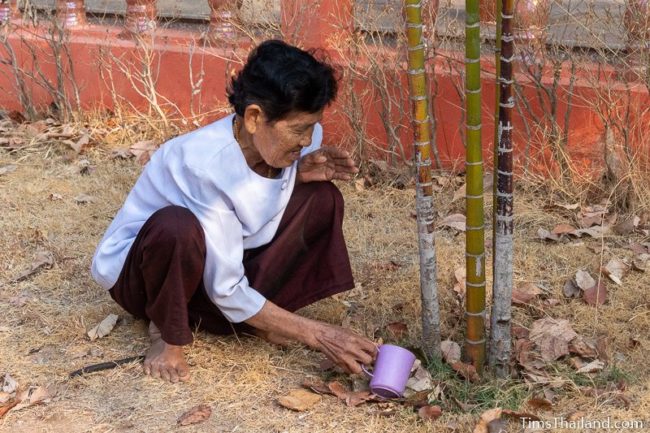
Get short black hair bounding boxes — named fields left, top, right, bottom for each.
left=227, top=40, right=338, bottom=122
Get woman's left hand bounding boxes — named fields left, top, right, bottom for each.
left=297, top=146, right=359, bottom=184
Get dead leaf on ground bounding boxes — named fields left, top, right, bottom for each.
left=537, top=228, right=561, bottom=242
left=575, top=270, right=596, bottom=291
left=74, top=194, right=95, bottom=204
left=487, top=419, right=507, bottom=433
left=552, top=223, right=577, bottom=236
left=563, top=278, right=581, bottom=298
left=87, top=314, right=119, bottom=341
left=569, top=336, right=599, bottom=359
left=130, top=140, right=157, bottom=165
left=512, top=283, right=544, bottom=306
left=601, top=258, right=628, bottom=285
left=440, top=340, right=461, bottom=363
left=13, top=385, right=53, bottom=411
left=0, top=392, right=11, bottom=404
left=326, top=381, right=376, bottom=406
left=1, top=374, right=17, bottom=394
left=386, top=322, right=408, bottom=339
left=452, top=266, right=465, bottom=298
left=529, top=318, right=578, bottom=361
left=526, top=397, right=553, bottom=411
left=512, top=326, right=530, bottom=339
left=632, top=259, right=646, bottom=272
left=583, top=281, right=607, bottom=306
left=327, top=381, right=349, bottom=400
left=440, top=214, right=466, bottom=232
left=317, top=358, right=336, bottom=372
left=627, top=242, right=649, bottom=255
left=473, top=408, right=503, bottom=433
left=406, top=364, right=433, bottom=392
left=278, top=389, right=321, bottom=411
left=0, top=399, right=19, bottom=419
left=302, top=378, right=331, bottom=395
left=566, top=411, right=587, bottom=421
left=177, top=404, right=212, bottom=426
left=576, top=359, right=605, bottom=374
left=574, top=226, right=610, bottom=238
left=418, top=405, right=442, bottom=422
left=612, top=216, right=640, bottom=235
left=0, top=165, right=17, bottom=176
left=502, top=409, right=541, bottom=421
left=13, top=250, right=54, bottom=282
left=69, top=133, right=90, bottom=153
left=449, top=361, right=480, bottom=382
left=345, top=390, right=376, bottom=407
left=111, top=149, right=133, bottom=160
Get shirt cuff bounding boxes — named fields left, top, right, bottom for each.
left=210, top=284, right=267, bottom=323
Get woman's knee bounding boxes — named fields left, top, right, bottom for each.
left=303, top=182, right=344, bottom=236
left=307, top=181, right=344, bottom=216
left=145, top=206, right=205, bottom=251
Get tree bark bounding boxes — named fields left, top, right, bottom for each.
left=405, top=0, right=441, bottom=360
left=489, top=0, right=515, bottom=378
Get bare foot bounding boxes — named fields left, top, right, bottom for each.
left=252, top=329, right=293, bottom=347
left=143, top=322, right=190, bottom=383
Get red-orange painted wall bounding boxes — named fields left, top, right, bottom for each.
left=0, top=23, right=648, bottom=175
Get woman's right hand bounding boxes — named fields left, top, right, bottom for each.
left=309, top=322, right=377, bottom=374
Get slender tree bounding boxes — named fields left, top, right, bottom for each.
left=464, top=0, right=486, bottom=371
left=405, top=0, right=441, bottom=360
left=489, top=0, right=515, bottom=377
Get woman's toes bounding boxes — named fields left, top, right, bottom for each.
left=169, top=368, right=179, bottom=383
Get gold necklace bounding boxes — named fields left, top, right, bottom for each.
left=233, top=116, right=279, bottom=178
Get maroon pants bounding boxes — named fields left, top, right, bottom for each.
left=109, top=181, right=354, bottom=346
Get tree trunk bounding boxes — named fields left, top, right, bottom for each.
left=405, top=0, right=441, bottom=360
left=464, top=0, right=486, bottom=372
left=489, top=0, right=514, bottom=378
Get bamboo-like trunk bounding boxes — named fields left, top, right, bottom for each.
left=405, top=0, right=441, bottom=360
left=489, top=0, right=515, bottom=378
left=464, top=0, right=486, bottom=371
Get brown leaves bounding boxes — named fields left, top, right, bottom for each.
left=449, top=361, right=480, bottom=383
left=0, top=373, right=54, bottom=420
left=129, top=140, right=158, bottom=165
left=473, top=408, right=502, bottom=433
left=563, top=270, right=608, bottom=306
left=601, top=258, right=628, bottom=285
left=277, top=389, right=321, bottom=411
left=440, top=340, right=461, bottom=364
left=385, top=322, right=408, bottom=340
left=177, top=404, right=212, bottom=426
left=418, top=405, right=442, bottom=422
left=13, top=250, right=54, bottom=282
left=529, top=318, right=578, bottom=361
left=582, top=281, right=608, bottom=306
left=512, top=283, right=545, bottom=306
left=87, top=314, right=119, bottom=341
left=300, top=379, right=377, bottom=408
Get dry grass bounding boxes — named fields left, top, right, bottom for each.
left=0, top=118, right=648, bottom=433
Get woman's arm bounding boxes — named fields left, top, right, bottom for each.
left=245, top=300, right=377, bottom=374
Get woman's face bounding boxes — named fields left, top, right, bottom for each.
left=251, top=109, right=323, bottom=168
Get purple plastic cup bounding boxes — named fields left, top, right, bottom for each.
left=362, top=344, right=416, bottom=398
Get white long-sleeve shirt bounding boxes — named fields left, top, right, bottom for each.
left=91, top=113, right=322, bottom=323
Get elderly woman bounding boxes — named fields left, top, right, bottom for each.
left=91, top=40, right=377, bottom=383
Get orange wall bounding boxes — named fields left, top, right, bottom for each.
left=0, top=23, right=648, bottom=174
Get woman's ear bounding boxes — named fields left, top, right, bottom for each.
left=243, top=104, right=263, bottom=135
